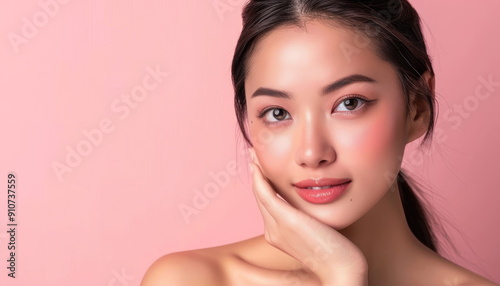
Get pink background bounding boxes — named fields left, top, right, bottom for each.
left=1, top=0, right=499, bottom=284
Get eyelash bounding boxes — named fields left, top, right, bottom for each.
left=256, top=94, right=375, bottom=125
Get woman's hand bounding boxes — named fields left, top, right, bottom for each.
left=248, top=148, right=368, bottom=286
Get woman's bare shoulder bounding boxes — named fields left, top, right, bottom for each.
left=140, top=249, right=226, bottom=286
left=140, top=236, right=265, bottom=286
left=425, top=252, right=499, bottom=286
left=447, top=265, right=499, bottom=286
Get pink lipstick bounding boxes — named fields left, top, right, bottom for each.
left=293, top=178, right=351, bottom=204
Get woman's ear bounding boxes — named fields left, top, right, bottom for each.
left=405, top=71, right=434, bottom=144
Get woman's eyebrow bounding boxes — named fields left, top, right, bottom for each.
left=250, top=74, right=376, bottom=99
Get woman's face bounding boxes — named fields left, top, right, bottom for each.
left=245, top=20, right=418, bottom=230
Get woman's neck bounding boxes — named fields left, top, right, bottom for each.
left=339, top=180, right=436, bottom=284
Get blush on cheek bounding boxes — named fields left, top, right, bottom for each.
left=365, top=113, right=405, bottom=170
left=340, top=113, right=403, bottom=163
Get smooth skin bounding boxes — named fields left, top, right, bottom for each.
left=141, top=20, right=498, bottom=286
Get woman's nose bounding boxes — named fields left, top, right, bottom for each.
left=294, top=116, right=336, bottom=168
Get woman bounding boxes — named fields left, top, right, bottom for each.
left=142, top=0, right=498, bottom=285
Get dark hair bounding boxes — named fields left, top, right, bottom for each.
left=232, top=0, right=440, bottom=252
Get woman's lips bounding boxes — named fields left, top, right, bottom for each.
left=293, top=178, right=351, bottom=188
left=293, top=180, right=351, bottom=204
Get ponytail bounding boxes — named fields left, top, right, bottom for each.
left=397, top=170, right=438, bottom=252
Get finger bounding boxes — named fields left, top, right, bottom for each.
left=253, top=187, right=278, bottom=226
left=247, top=147, right=256, bottom=164
left=248, top=147, right=302, bottom=220
left=250, top=160, right=298, bottom=221
left=247, top=147, right=258, bottom=168
left=249, top=160, right=278, bottom=224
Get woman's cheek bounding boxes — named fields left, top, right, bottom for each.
left=260, top=132, right=292, bottom=174
left=269, top=132, right=292, bottom=156
left=250, top=126, right=292, bottom=174
left=336, top=113, right=404, bottom=172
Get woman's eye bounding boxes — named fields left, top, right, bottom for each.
left=261, top=108, right=290, bottom=122
left=334, top=97, right=367, bottom=112
left=258, top=96, right=371, bottom=125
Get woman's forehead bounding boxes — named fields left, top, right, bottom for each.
left=245, top=20, right=396, bottom=95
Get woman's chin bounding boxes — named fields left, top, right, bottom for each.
left=294, top=203, right=356, bottom=230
